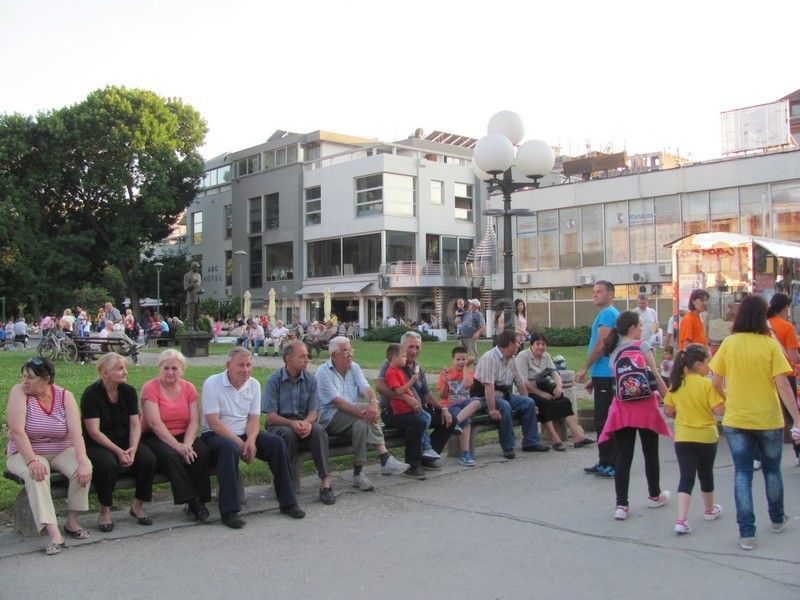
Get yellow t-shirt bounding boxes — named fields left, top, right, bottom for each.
left=708, top=332, right=790, bottom=430
left=663, top=374, right=724, bottom=443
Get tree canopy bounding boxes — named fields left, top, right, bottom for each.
left=0, top=86, right=207, bottom=319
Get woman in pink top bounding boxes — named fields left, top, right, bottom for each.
left=140, top=349, right=210, bottom=521
left=6, top=357, right=92, bottom=555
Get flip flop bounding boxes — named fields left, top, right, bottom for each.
left=64, top=525, right=90, bottom=540
left=45, top=541, right=65, bottom=556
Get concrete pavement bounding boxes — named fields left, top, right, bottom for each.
left=1, top=433, right=798, bottom=598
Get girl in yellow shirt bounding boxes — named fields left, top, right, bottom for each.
left=663, top=344, right=725, bottom=535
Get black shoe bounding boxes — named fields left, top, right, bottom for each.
left=319, top=488, right=336, bottom=505
left=129, top=508, right=153, bottom=526
left=522, top=443, right=550, bottom=453
left=98, top=520, right=114, bottom=533
left=584, top=463, right=601, bottom=474
left=188, top=498, right=210, bottom=522
left=421, top=460, right=441, bottom=470
left=280, top=504, right=306, bottom=519
left=502, top=450, right=516, bottom=460
left=402, top=466, right=428, bottom=479
left=221, top=511, right=245, bottom=529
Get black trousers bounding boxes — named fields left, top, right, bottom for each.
left=674, top=441, right=717, bottom=495
left=614, top=427, right=661, bottom=507
left=142, top=432, right=211, bottom=504
left=87, top=441, right=157, bottom=507
left=425, top=407, right=454, bottom=454
left=592, top=377, right=617, bottom=466
left=381, top=409, right=424, bottom=468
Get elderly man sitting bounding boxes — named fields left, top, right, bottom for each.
left=316, top=336, right=409, bottom=490
left=263, top=340, right=335, bottom=505
left=247, top=319, right=266, bottom=356
left=265, top=320, right=290, bottom=357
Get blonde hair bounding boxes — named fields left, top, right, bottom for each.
left=96, top=352, right=126, bottom=376
left=157, top=348, right=187, bottom=371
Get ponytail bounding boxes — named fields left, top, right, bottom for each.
left=602, top=327, right=620, bottom=357
left=603, top=311, right=640, bottom=357
left=669, top=343, right=710, bottom=392
left=669, top=350, right=686, bottom=392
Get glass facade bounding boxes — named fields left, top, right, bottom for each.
left=249, top=235, right=262, bottom=289
left=307, top=238, right=341, bottom=278
left=355, top=174, right=415, bottom=218
left=386, top=231, right=415, bottom=263
left=265, top=193, right=279, bottom=230
left=305, top=186, right=321, bottom=225
left=454, top=183, right=473, bottom=221
left=265, top=242, right=293, bottom=281
left=191, top=212, right=203, bottom=245
left=343, top=233, right=381, bottom=274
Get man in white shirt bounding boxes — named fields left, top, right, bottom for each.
left=200, top=347, right=305, bottom=528
left=634, top=294, right=659, bottom=347
left=247, top=320, right=266, bottom=355
left=266, top=320, right=290, bottom=357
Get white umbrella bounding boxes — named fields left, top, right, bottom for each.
left=243, top=290, right=252, bottom=321
left=268, top=288, right=276, bottom=321
left=323, top=287, right=332, bottom=321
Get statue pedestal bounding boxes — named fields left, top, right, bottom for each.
left=176, top=331, right=213, bottom=358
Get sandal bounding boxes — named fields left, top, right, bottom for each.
left=552, top=442, right=566, bottom=451
left=45, top=540, right=65, bottom=556
left=64, top=525, right=90, bottom=540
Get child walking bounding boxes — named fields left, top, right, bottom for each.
left=599, top=311, right=673, bottom=520
left=663, top=344, right=725, bottom=534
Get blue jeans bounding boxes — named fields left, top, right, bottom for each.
left=481, top=394, right=539, bottom=451
left=722, top=426, right=785, bottom=538
left=421, top=409, right=432, bottom=450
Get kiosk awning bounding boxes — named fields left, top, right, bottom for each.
left=295, top=282, right=371, bottom=296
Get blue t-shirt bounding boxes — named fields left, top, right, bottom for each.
left=588, top=305, right=619, bottom=378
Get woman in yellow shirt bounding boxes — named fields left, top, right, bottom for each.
left=663, top=344, right=725, bottom=535
left=709, top=295, right=800, bottom=551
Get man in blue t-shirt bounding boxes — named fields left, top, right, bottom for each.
left=576, top=280, right=619, bottom=478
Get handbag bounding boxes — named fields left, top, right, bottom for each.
left=535, top=367, right=558, bottom=395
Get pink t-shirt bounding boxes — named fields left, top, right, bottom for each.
left=140, top=378, right=198, bottom=436
left=6, top=385, right=72, bottom=456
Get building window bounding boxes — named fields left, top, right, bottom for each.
left=191, top=212, right=203, bottom=245
left=430, top=180, right=443, bottom=205
left=265, top=193, right=279, bottom=230
left=249, top=236, right=262, bottom=289
left=629, top=198, right=655, bottom=263
left=225, top=250, right=232, bottom=287
left=223, top=204, right=232, bottom=240
left=307, top=239, right=341, bottom=278
left=605, top=201, right=629, bottom=265
left=739, top=185, right=769, bottom=236
left=426, top=234, right=440, bottom=261
left=305, top=186, right=321, bottom=225
left=356, top=174, right=383, bottom=217
left=265, top=242, right=293, bottom=281
left=771, top=181, right=800, bottom=241
left=343, top=233, right=381, bottom=274
left=559, top=208, right=581, bottom=268
left=682, top=191, right=709, bottom=236
left=235, top=154, right=260, bottom=177
left=249, top=196, right=262, bottom=233
left=710, top=188, right=739, bottom=233
left=454, top=183, right=473, bottom=221
left=537, top=210, right=558, bottom=269
left=200, top=165, right=232, bottom=189
left=386, top=231, right=415, bottom=263
left=581, top=205, right=604, bottom=267
left=655, top=195, right=681, bottom=262
left=517, top=215, right=537, bottom=270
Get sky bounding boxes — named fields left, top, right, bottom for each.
left=1, top=0, right=797, bottom=162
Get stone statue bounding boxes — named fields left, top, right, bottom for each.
left=183, top=261, right=203, bottom=329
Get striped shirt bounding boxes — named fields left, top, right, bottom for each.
left=7, top=385, right=72, bottom=456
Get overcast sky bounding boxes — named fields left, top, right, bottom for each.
left=1, top=0, right=796, bottom=162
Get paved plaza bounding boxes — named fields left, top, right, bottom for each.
left=1, top=424, right=798, bottom=599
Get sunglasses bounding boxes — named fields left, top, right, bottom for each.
left=25, top=357, right=46, bottom=368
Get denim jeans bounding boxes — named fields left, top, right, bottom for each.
left=722, top=426, right=785, bottom=538
left=421, top=409, right=432, bottom=450
left=481, top=394, right=539, bottom=451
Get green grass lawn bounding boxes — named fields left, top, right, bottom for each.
left=0, top=340, right=590, bottom=511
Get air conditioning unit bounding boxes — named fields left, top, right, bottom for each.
left=578, top=274, right=595, bottom=286
left=638, top=285, right=648, bottom=295
left=632, top=272, right=649, bottom=282
left=658, top=264, right=672, bottom=276
left=516, top=273, right=530, bottom=284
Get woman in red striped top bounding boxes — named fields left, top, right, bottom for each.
left=6, top=357, right=92, bottom=555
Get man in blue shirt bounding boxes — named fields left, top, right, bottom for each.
left=576, top=280, right=619, bottom=478
left=262, top=340, right=335, bottom=505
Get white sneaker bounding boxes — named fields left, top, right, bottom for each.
left=614, top=505, right=629, bottom=520
left=646, top=490, right=671, bottom=508
left=753, top=460, right=761, bottom=470
left=704, top=504, right=722, bottom=521
left=739, top=537, right=755, bottom=550
left=422, top=447, right=441, bottom=460
left=352, top=473, right=374, bottom=491
left=674, top=520, right=692, bottom=534
left=380, top=455, right=410, bottom=476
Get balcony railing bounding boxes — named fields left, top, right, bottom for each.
left=379, top=260, right=494, bottom=288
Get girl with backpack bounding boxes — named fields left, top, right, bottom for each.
left=663, top=344, right=725, bottom=534
left=599, top=311, right=672, bottom=521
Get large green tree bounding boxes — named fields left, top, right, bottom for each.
left=45, top=86, right=207, bottom=317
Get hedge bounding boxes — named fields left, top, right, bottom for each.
left=539, top=326, right=592, bottom=347
left=362, top=325, right=439, bottom=343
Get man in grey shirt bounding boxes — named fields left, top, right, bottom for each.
left=262, top=340, right=335, bottom=505
left=459, top=299, right=486, bottom=359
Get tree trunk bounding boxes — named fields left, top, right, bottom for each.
left=117, top=260, right=142, bottom=320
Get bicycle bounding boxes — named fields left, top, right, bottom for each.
left=37, top=329, right=78, bottom=363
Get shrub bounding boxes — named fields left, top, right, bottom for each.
left=362, top=325, right=439, bottom=343
left=197, top=316, right=212, bottom=333
left=537, top=326, right=591, bottom=346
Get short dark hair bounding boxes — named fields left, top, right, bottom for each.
left=451, top=346, right=468, bottom=357
left=22, top=357, right=55, bottom=384
left=386, top=343, right=402, bottom=361
left=596, top=280, right=615, bottom=294
left=732, top=294, right=769, bottom=335
left=767, top=292, right=791, bottom=318
left=529, top=331, right=548, bottom=346
left=496, top=329, right=518, bottom=349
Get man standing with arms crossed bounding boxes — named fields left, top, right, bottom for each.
left=576, top=281, right=619, bottom=478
